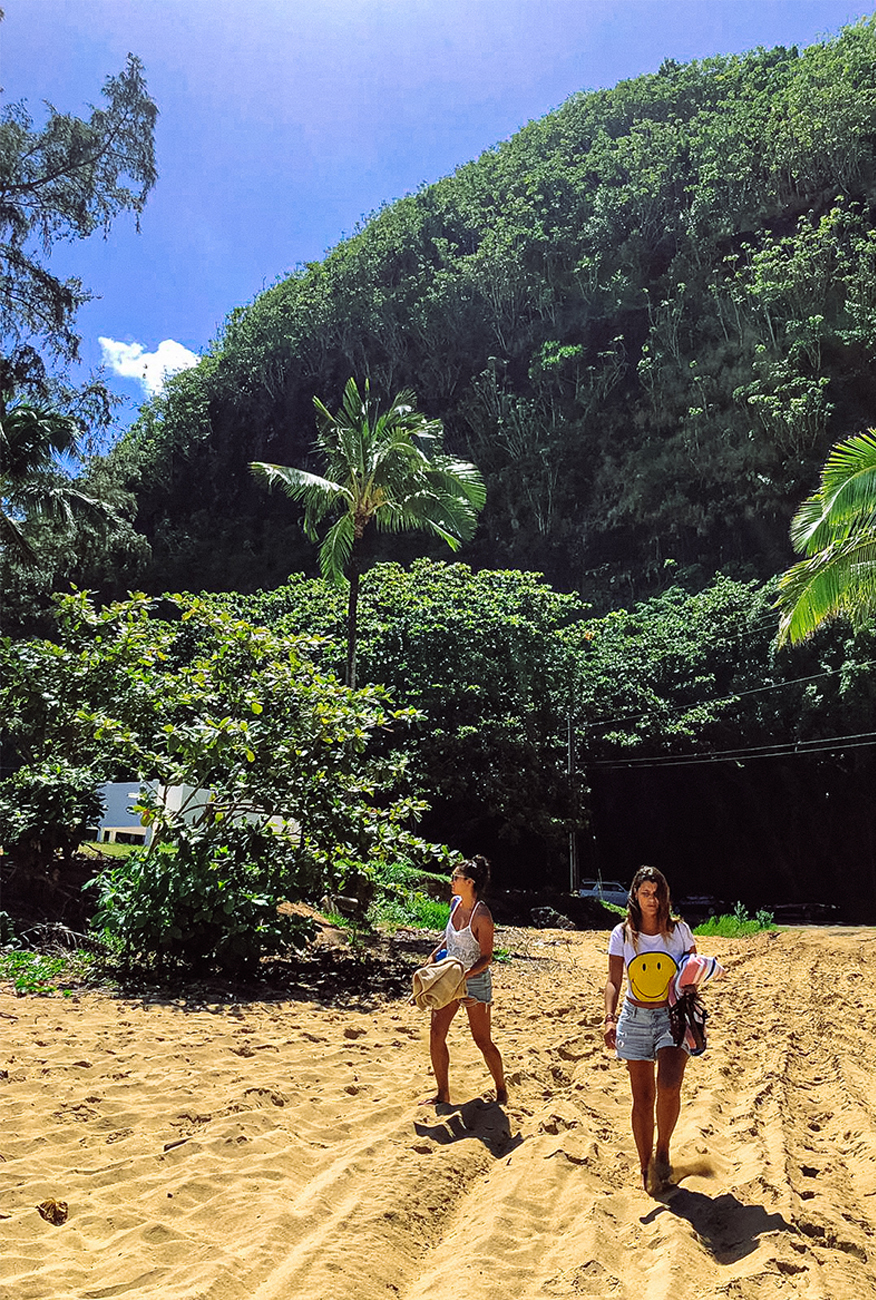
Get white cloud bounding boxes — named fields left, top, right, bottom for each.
left=99, top=337, right=200, bottom=397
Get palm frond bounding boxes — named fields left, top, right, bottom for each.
left=249, top=461, right=345, bottom=500
left=339, top=377, right=369, bottom=443
left=377, top=489, right=477, bottom=545
left=383, top=389, right=418, bottom=426
left=1, top=400, right=81, bottom=481
left=377, top=498, right=462, bottom=547
left=0, top=507, right=36, bottom=561
left=312, top=396, right=341, bottom=451
left=250, top=461, right=351, bottom=542
left=407, top=420, right=443, bottom=445
left=252, top=461, right=348, bottom=503
left=318, top=513, right=355, bottom=585
left=775, top=534, right=876, bottom=644
left=427, top=457, right=487, bottom=509
left=790, top=429, right=876, bottom=554
left=10, top=477, right=120, bottom=530
left=367, top=438, right=427, bottom=488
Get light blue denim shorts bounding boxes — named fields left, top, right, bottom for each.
left=615, top=1001, right=688, bottom=1061
left=462, top=969, right=493, bottom=1005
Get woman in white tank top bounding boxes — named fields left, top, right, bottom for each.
left=420, top=855, right=506, bottom=1107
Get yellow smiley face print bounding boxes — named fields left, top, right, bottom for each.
left=627, top=951, right=678, bottom=1003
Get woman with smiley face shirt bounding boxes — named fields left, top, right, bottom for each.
left=603, top=866, right=696, bottom=1193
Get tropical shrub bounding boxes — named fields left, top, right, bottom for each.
left=1, top=589, right=448, bottom=968
left=0, top=759, right=104, bottom=871
left=91, top=828, right=311, bottom=975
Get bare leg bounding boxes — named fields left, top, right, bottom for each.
left=654, top=1046, right=688, bottom=1182
left=423, top=1001, right=460, bottom=1104
left=627, top=1060, right=656, bottom=1187
left=466, top=1002, right=507, bottom=1103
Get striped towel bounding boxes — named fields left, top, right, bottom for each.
left=668, top=953, right=725, bottom=1055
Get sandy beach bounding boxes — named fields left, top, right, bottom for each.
left=1, top=925, right=874, bottom=1299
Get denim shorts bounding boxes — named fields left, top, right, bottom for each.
left=615, top=1001, right=688, bottom=1061
left=462, top=969, right=493, bottom=1005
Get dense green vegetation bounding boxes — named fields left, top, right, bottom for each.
left=2, top=559, right=875, bottom=960
left=213, top=559, right=876, bottom=912
left=96, top=19, right=876, bottom=606
left=0, top=588, right=449, bottom=970
left=235, top=561, right=585, bottom=868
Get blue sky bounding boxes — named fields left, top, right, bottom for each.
left=1, top=0, right=871, bottom=432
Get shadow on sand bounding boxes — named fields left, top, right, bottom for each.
left=414, top=1097, right=524, bottom=1158
left=641, top=1186, right=794, bottom=1263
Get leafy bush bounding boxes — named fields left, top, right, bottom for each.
left=0, top=759, right=104, bottom=871
left=91, top=827, right=314, bottom=975
left=0, top=589, right=451, bottom=971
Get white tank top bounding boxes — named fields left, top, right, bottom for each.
left=444, top=898, right=483, bottom=968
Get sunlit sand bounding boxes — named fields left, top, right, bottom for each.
left=1, top=926, right=873, bottom=1299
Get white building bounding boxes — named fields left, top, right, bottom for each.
left=95, top=781, right=213, bottom=845
left=94, top=782, right=297, bottom=845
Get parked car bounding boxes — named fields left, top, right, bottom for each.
left=676, top=894, right=724, bottom=920
left=579, top=878, right=629, bottom=908
left=770, top=902, right=838, bottom=924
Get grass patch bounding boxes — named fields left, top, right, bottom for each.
left=369, top=891, right=450, bottom=932
left=81, top=841, right=140, bottom=859
left=0, top=948, right=105, bottom=996
left=694, top=903, right=775, bottom=938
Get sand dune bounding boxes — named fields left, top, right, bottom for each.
left=1, top=926, right=874, bottom=1299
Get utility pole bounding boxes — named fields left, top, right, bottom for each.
left=568, top=714, right=580, bottom=893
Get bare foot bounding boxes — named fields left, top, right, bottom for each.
left=647, top=1152, right=671, bottom=1195
left=418, top=1094, right=449, bottom=1107
left=495, top=1088, right=508, bottom=1105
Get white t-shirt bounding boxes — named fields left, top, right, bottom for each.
left=608, top=921, right=695, bottom=1005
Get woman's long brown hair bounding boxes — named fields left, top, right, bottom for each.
left=624, top=865, right=676, bottom=949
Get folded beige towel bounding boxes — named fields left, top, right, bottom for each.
left=411, top=956, right=467, bottom=1010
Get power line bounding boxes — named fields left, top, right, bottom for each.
left=589, top=728, right=876, bottom=771
left=586, top=656, right=876, bottom=734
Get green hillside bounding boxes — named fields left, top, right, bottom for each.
left=115, top=18, right=876, bottom=602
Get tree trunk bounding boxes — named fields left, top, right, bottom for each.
left=346, top=548, right=360, bottom=690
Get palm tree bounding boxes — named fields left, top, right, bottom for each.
left=251, top=377, right=485, bottom=688
left=775, top=428, right=876, bottom=644
left=0, top=395, right=113, bottom=563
